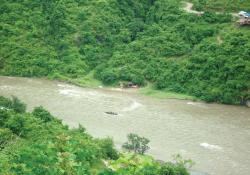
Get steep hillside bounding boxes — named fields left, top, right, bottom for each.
left=0, top=0, right=249, bottom=104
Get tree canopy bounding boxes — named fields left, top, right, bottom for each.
left=0, top=0, right=249, bottom=104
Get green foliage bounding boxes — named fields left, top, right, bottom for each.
left=202, top=12, right=232, bottom=23
left=122, top=133, right=150, bottom=155
left=159, top=163, right=189, bottom=175
left=1, top=0, right=249, bottom=104
left=0, top=57, right=4, bottom=69
left=154, top=30, right=250, bottom=104
left=5, top=113, right=26, bottom=136
left=98, top=138, right=119, bottom=160
left=191, top=0, right=250, bottom=12
left=0, top=96, right=26, bottom=113
left=32, top=106, right=56, bottom=122
left=98, top=169, right=117, bottom=175
left=11, top=96, right=26, bottom=113
left=109, top=154, right=191, bottom=175
left=99, top=69, right=119, bottom=85
left=0, top=128, right=13, bottom=149
left=0, top=109, right=10, bottom=126
left=0, top=96, right=12, bottom=109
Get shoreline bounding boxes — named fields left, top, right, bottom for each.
left=0, top=75, right=198, bottom=101
left=0, top=75, right=248, bottom=108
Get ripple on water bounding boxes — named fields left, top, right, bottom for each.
left=0, top=85, right=13, bottom=90
left=187, top=101, right=209, bottom=108
left=57, top=84, right=112, bottom=103
left=200, top=143, right=222, bottom=151
left=122, top=100, right=143, bottom=112
left=58, top=89, right=81, bottom=98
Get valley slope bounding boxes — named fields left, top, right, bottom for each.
left=1, top=0, right=249, bottom=104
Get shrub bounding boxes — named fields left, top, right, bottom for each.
left=98, top=138, right=119, bottom=160
left=0, top=109, right=11, bottom=126
left=159, top=163, right=189, bottom=175
left=202, top=12, right=231, bottom=23
left=100, top=69, right=118, bottom=85
left=131, top=74, right=145, bottom=86
left=5, top=114, right=25, bottom=136
left=0, top=96, right=26, bottom=113
left=0, top=96, right=12, bottom=109
left=11, top=96, right=26, bottom=113
left=122, top=133, right=150, bottom=155
left=0, top=128, right=13, bottom=149
left=98, top=169, right=116, bottom=175
left=32, top=106, right=55, bottom=122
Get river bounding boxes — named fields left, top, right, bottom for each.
left=0, top=76, right=250, bottom=175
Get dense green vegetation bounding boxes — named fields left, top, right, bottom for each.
left=191, top=0, right=250, bottom=12
left=0, top=0, right=249, bottom=104
left=0, top=96, right=191, bottom=175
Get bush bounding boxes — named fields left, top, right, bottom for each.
left=11, top=96, right=26, bottom=113
left=0, top=96, right=26, bottom=113
left=122, top=133, right=150, bottom=155
left=98, top=138, right=119, bottom=160
left=32, top=106, right=55, bottom=123
left=5, top=114, right=25, bottom=136
left=0, top=109, right=11, bottom=126
left=159, top=163, right=189, bottom=175
left=0, top=96, right=12, bottom=109
left=98, top=169, right=116, bottom=175
left=131, top=74, right=145, bottom=86
left=100, top=69, right=118, bottom=85
left=0, top=128, right=13, bottom=149
left=202, top=12, right=231, bottom=23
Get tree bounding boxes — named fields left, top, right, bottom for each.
left=122, top=133, right=150, bottom=155
left=11, top=96, right=26, bottom=113
left=41, top=0, right=66, bottom=41
left=100, top=69, right=118, bottom=85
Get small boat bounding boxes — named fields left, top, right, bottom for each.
left=105, top=111, right=118, bottom=115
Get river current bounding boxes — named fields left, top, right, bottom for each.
left=0, top=76, right=249, bottom=175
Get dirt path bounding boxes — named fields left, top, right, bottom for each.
left=183, top=2, right=203, bottom=15
left=182, top=2, right=239, bottom=17
left=217, top=36, right=223, bottom=44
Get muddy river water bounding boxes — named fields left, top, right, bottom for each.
left=0, top=76, right=250, bottom=175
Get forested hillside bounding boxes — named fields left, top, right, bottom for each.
left=191, top=0, right=250, bottom=12
left=0, top=0, right=249, bottom=104
left=0, top=96, right=190, bottom=175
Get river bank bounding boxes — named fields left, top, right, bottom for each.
left=46, top=72, right=198, bottom=101
left=1, top=74, right=248, bottom=107
left=43, top=74, right=250, bottom=107
left=0, top=76, right=250, bottom=175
